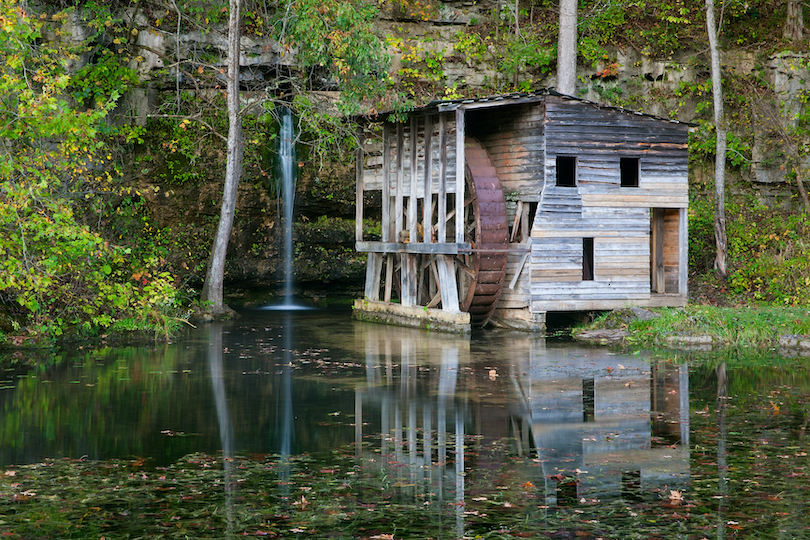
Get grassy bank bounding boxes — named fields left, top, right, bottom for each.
left=577, top=305, right=810, bottom=351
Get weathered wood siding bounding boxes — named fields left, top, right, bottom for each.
left=543, top=96, right=689, bottom=208
left=530, top=96, right=690, bottom=313
left=498, top=242, right=530, bottom=309
left=361, top=114, right=459, bottom=196
left=664, top=208, right=680, bottom=292
left=470, top=102, right=545, bottom=207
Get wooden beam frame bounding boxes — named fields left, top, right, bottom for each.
left=356, top=241, right=471, bottom=254
left=438, top=114, right=447, bottom=243
left=678, top=207, right=688, bottom=297
left=455, top=108, right=465, bottom=244
left=423, top=114, right=433, bottom=244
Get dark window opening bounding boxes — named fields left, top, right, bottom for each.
left=556, top=156, right=577, bottom=187
left=620, top=157, right=640, bottom=187
left=527, top=201, right=538, bottom=226
left=583, top=238, right=594, bottom=280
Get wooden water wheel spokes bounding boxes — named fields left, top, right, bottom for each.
left=456, top=138, right=509, bottom=326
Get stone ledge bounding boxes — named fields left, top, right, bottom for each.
left=352, top=299, right=471, bottom=334
left=574, top=329, right=629, bottom=344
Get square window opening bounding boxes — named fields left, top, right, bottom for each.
left=556, top=156, right=577, bottom=187
left=621, top=157, right=640, bottom=187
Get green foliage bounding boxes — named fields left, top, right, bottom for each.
left=578, top=1, right=627, bottom=67
left=689, top=194, right=810, bottom=307
left=0, top=184, right=184, bottom=344
left=145, top=117, right=208, bottom=185
left=0, top=0, right=185, bottom=344
left=70, top=49, right=139, bottom=107
left=586, top=305, right=810, bottom=350
left=282, top=0, right=392, bottom=114
left=687, top=193, right=716, bottom=273
left=155, top=0, right=229, bottom=31
left=387, top=0, right=439, bottom=21
left=0, top=3, right=116, bottom=189
left=453, top=29, right=486, bottom=65
left=689, top=120, right=752, bottom=169
left=725, top=203, right=810, bottom=305
left=499, top=33, right=556, bottom=91
left=388, top=36, right=447, bottom=98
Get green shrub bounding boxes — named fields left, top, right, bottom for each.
left=0, top=183, right=185, bottom=345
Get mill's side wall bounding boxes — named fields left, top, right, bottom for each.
left=468, top=102, right=546, bottom=310
left=530, top=96, right=690, bottom=313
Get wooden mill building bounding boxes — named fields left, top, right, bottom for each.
left=352, top=89, right=691, bottom=332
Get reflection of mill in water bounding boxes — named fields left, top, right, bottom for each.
left=515, top=347, right=689, bottom=505
left=353, top=324, right=690, bottom=515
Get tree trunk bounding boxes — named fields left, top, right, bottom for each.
left=706, top=0, right=727, bottom=278
left=557, top=0, right=577, bottom=95
left=796, top=167, right=810, bottom=213
left=785, top=0, right=804, bottom=43
left=201, top=0, right=243, bottom=315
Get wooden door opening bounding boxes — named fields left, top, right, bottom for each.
left=650, top=208, right=680, bottom=294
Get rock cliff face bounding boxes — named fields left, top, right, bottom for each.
left=58, top=1, right=809, bottom=296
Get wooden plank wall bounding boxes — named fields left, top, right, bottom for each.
left=471, top=102, right=545, bottom=208
left=664, top=209, right=680, bottom=292
left=531, top=96, right=690, bottom=313
left=543, top=97, right=689, bottom=209
left=357, top=113, right=463, bottom=307
left=468, top=102, right=545, bottom=310
left=360, top=115, right=458, bottom=197
left=499, top=247, right=530, bottom=308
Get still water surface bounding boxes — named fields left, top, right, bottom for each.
left=1, top=306, right=809, bottom=538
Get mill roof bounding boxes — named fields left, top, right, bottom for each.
left=356, top=88, right=694, bottom=127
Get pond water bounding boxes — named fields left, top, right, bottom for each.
left=1, top=306, right=810, bottom=538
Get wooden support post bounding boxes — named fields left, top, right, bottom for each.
left=652, top=208, right=665, bottom=294
left=364, top=253, right=383, bottom=301
left=423, top=114, right=433, bottom=244
left=401, top=254, right=417, bottom=306
left=510, top=200, right=523, bottom=243
left=521, top=202, right=532, bottom=242
left=382, top=124, right=391, bottom=243
left=438, top=115, right=447, bottom=243
left=437, top=255, right=460, bottom=312
left=355, top=126, right=365, bottom=243
left=416, top=254, right=424, bottom=304
left=381, top=124, right=393, bottom=304
left=384, top=254, right=394, bottom=302
left=395, top=123, right=404, bottom=240
left=429, top=257, right=440, bottom=304
left=409, top=116, right=418, bottom=243
left=455, top=108, right=465, bottom=244
left=509, top=238, right=532, bottom=290
left=678, top=207, right=688, bottom=297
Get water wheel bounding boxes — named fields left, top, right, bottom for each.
left=456, top=138, right=509, bottom=326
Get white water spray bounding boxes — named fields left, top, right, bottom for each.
left=279, top=107, right=296, bottom=307
left=263, top=107, right=310, bottom=311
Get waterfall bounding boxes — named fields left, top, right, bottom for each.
left=279, top=107, right=296, bottom=307
left=263, top=107, right=309, bottom=310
